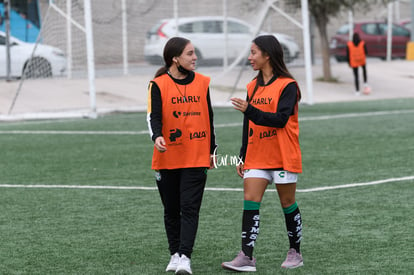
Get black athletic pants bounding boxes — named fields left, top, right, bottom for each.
left=156, top=167, right=207, bottom=258
left=352, top=65, right=367, bottom=91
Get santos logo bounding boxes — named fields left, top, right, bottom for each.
left=190, top=131, right=206, bottom=140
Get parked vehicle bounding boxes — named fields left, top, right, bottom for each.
left=329, top=21, right=411, bottom=62
left=399, top=19, right=411, bottom=30
left=144, top=16, right=300, bottom=65
left=0, top=31, right=66, bottom=78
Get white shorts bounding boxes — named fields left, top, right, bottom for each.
left=243, top=169, right=298, bottom=184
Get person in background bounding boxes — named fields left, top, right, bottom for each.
left=347, top=32, right=370, bottom=95
left=147, top=36, right=217, bottom=275
left=221, top=35, right=304, bottom=272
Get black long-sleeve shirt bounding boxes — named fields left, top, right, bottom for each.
left=239, top=80, right=298, bottom=161
left=147, top=71, right=217, bottom=154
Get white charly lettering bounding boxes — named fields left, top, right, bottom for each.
left=249, top=234, right=258, bottom=240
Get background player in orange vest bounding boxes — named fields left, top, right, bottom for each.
left=147, top=37, right=217, bottom=274
left=221, top=35, right=303, bottom=271
left=347, top=32, right=370, bottom=95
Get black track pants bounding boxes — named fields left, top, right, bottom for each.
left=156, top=167, right=207, bottom=258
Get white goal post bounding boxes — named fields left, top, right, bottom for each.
left=49, top=0, right=97, bottom=115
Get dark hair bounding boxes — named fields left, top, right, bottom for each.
left=154, top=37, right=191, bottom=78
left=249, top=35, right=300, bottom=101
left=352, top=32, right=361, bottom=46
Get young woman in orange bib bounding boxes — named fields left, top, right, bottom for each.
left=347, top=32, right=370, bottom=95
left=222, top=35, right=303, bottom=272
left=147, top=37, right=217, bottom=275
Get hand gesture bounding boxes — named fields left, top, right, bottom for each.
left=230, top=97, right=248, bottom=113
left=154, top=136, right=167, bottom=152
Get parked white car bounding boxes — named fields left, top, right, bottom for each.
left=144, top=16, right=300, bottom=65
left=0, top=31, right=66, bottom=78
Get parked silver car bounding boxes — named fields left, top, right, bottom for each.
left=0, top=31, right=66, bottom=78
left=144, top=16, right=300, bottom=65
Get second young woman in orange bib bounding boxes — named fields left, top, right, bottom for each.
left=347, top=32, right=370, bottom=95
left=222, top=35, right=304, bottom=272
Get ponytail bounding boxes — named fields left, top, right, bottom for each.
left=154, top=65, right=168, bottom=78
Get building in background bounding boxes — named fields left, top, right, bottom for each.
left=0, top=0, right=41, bottom=42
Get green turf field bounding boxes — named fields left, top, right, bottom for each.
left=0, top=98, right=413, bottom=274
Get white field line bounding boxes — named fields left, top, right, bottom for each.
left=0, top=130, right=147, bottom=135
left=299, top=109, right=414, bottom=122
left=0, top=109, right=413, bottom=135
left=0, top=175, right=413, bottom=193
